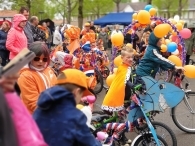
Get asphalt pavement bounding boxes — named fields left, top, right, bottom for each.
left=94, top=53, right=195, bottom=146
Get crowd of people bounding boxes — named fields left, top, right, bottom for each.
left=0, top=4, right=194, bottom=146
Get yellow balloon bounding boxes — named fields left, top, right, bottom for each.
left=176, top=23, right=183, bottom=31
left=132, top=13, right=138, bottom=20
left=172, top=31, right=177, bottom=36
left=114, top=55, right=123, bottom=67
left=168, top=55, right=182, bottom=66
left=126, top=43, right=133, bottom=48
left=149, top=8, right=156, bottom=16
left=76, top=104, right=84, bottom=110
left=137, top=10, right=151, bottom=24
left=111, top=33, right=124, bottom=46
left=178, top=20, right=185, bottom=25
left=106, top=74, right=116, bottom=86
left=184, top=65, right=195, bottom=78
left=154, top=24, right=171, bottom=38
left=165, top=39, right=171, bottom=45
left=160, top=44, right=167, bottom=52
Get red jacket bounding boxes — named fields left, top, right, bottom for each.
left=6, top=14, right=27, bottom=59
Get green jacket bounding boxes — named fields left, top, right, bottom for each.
left=184, top=31, right=195, bottom=55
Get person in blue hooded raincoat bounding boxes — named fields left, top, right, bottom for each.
left=136, top=32, right=184, bottom=78
left=33, top=69, right=101, bottom=146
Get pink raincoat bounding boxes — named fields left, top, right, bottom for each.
left=6, top=14, right=27, bottom=59
left=5, top=92, right=48, bottom=146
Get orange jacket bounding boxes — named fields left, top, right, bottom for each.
left=18, top=66, right=57, bottom=114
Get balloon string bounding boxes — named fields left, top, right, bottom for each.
left=111, top=47, right=117, bottom=74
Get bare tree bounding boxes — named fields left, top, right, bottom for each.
left=113, top=0, right=121, bottom=12
left=178, top=0, right=188, bottom=18
left=78, top=0, right=83, bottom=29
left=55, top=0, right=77, bottom=24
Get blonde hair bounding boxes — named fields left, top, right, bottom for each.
left=141, top=31, right=150, bottom=42
left=121, top=46, right=134, bottom=56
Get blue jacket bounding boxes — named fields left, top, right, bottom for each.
left=33, top=86, right=101, bottom=146
left=136, top=32, right=175, bottom=77
left=0, top=30, right=8, bottom=50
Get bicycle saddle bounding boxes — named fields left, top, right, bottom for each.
left=91, top=115, right=110, bottom=122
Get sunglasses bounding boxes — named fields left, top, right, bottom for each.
left=34, top=56, right=48, bottom=62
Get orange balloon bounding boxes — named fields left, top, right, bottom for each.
left=176, top=23, right=183, bottom=31
left=111, top=33, right=124, bottom=46
left=154, top=24, right=171, bottom=38
left=160, top=44, right=167, bottom=52
left=149, top=8, right=156, bottom=16
left=184, top=65, right=195, bottom=78
left=172, top=31, right=177, bottom=36
left=165, top=39, right=171, bottom=45
left=114, top=55, right=123, bottom=67
left=106, top=74, right=116, bottom=86
left=137, top=10, right=151, bottom=24
left=169, top=27, right=173, bottom=32
left=168, top=55, right=182, bottom=66
left=135, top=23, right=141, bottom=27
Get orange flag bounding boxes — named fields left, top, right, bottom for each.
left=66, top=39, right=80, bottom=54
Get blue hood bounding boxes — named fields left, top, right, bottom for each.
left=37, top=86, right=76, bottom=110
left=148, top=32, right=160, bottom=47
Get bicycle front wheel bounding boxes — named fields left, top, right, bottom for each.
left=133, top=133, right=168, bottom=146
left=171, top=91, right=195, bottom=133
left=94, top=68, right=104, bottom=94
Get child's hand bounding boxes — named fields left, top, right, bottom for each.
left=175, top=66, right=185, bottom=72
left=0, top=74, right=19, bottom=93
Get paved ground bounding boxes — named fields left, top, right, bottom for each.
left=93, top=54, right=195, bottom=146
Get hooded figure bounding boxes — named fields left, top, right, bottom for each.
left=6, top=14, right=27, bottom=60
left=53, top=26, right=62, bottom=46
left=136, top=32, right=175, bottom=78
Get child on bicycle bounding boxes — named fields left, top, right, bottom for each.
left=33, top=69, right=101, bottom=146
left=136, top=32, right=184, bottom=78
left=101, top=46, right=134, bottom=112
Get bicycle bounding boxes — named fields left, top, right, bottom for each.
left=91, top=84, right=175, bottom=146
left=171, top=81, right=195, bottom=133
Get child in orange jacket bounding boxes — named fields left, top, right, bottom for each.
left=18, top=41, right=57, bottom=114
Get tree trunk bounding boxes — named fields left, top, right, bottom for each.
left=78, top=0, right=83, bottom=29
left=147, top=0, right=152, bottom=4
left=116, top=2, right=120, bottom=12
left=178, top=0, right=182, bottom=18
left=67, top=0, right=71, bottom=24
left=26, top=0, right=31, bottom=18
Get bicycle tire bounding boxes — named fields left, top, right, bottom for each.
left=102, top=66, right=110, bottom=79
left=171, top=92, right=195, bottom=133
left=133, top=133, right=168, bottom=146
left=94, top=68, right=104, bottom=94
left=148, top=121, right=177, bottom=146
left=189, top=59, right=195, bottom=65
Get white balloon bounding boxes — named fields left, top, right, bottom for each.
left=174, top=15, right=180, bottom=23
left=172, top=49, right=179, bottom=55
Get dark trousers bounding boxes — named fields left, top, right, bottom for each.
left=0, top=50, right=9, bottom=66
left=186, top=55, right=190, bottom=65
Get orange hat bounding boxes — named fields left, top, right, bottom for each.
left=56, top=69, right=93, bottom=97
left=84, top=22, right=90, bottom=27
